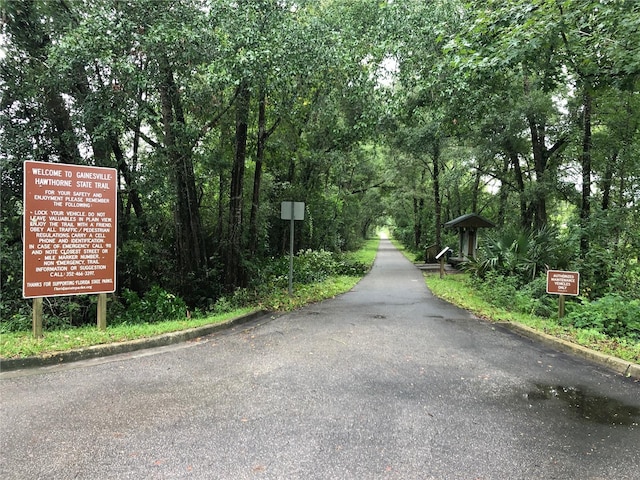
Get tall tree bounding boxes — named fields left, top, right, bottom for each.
left=2, top=0, right=83, bottom=165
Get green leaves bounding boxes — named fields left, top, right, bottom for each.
left=1, top=0, right=638, bottom=328
left=567, top=295, right=640, bottom=341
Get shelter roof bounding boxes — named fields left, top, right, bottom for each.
left=444, top=213, right=496, bottom=229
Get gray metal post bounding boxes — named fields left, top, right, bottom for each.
left=289, top=201, right=294, bottom=296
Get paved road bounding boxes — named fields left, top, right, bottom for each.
left=1, top=239, right=639, bottom=479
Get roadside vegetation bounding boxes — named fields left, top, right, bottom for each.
left=425, top=274, right=639, bottom=365
left=2, top=2, right=639, bottom=367
left=393, top=239, right=639, bottom=365
left=0, top=239, right=379, bottom=359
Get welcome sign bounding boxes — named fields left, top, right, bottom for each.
left=23, top=161, right=117, bottom=298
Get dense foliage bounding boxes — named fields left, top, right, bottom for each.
left=1, top=0, right=387, bottom=327
left=382, top=0, right=640, bottom=342
left=1, top=0, right=639, bottom=337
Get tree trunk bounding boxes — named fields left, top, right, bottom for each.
left=527, top=116, right=548, bottom=230
left=522, top=74, right=566, bottom=231
left=508, top=149, right=529, bottom=228
left=110, top=134, right=145, bottom=226
left=215, top=121, right=231, bottom=250
left=217, top=170, right=227, bottom=248
left=249, top=88, right=280, bottom=256
left=413, top=196, right=423, bottom=250
left=159, top=57, right=206, bottom=285
left=248, top=90, right=266, bottom=256
left=497, top=155, right=510, bottom=227
left=42, top=80, right=83, bottom=165
left=432, top=143, right=442, bottom=250
left=471, top=169, right=481, bottom=213
left=226, top=81, right=251, bottom=289
left=600, top=151, right=617, bottom=211
left=580, top=87, right=592, bottom=257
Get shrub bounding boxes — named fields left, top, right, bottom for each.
left=466, top=225, right=574, bottom=284
left=565, top=294, right=640, bottom=341
left=333, top=253, right=369, bottom=276
left=473, top=272, right=520, bottom=309
left=247, top=248, right=368, bottom=292
left=0, top=312, right=31, bottom=334
left=517, top=275, right=557, bottom=318
left=0, top=296, right=96, bottom=333
left=294, top=249, right=338, bottom=283
left=0, top=222, right=28, bottom=332
left=472, top=272, right=556, bottom=318
left=577, top=246, right=640, bottom=301
left=113, top=286, right=187, bottom=325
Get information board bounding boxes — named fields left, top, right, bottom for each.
left=546, top=270, right=580, bottom=296
left=23, top=161, right=117, bottom=298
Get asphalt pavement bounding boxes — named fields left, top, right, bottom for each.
left=1, top=239, right=639, bottom=479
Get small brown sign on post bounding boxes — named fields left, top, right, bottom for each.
left=23, top=161, right=117, bottom=299
left=546, top=269, right=580, bottom=319
left=546, top=270, right=580, bottom=296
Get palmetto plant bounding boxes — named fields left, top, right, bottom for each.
left=465, top=226, right=564, bottom=283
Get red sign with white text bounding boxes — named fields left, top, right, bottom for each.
left=546, top=270, right=580, bottom=296
left=23, top=161, right=117, bottom=298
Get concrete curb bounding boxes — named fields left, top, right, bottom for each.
left=0, top=310, right=270, bottom=373
left=2, top=307, right=638, bottom=381
left=420, top=267, right=639, bottom=381
left=499, top=321, right=640, bottom=380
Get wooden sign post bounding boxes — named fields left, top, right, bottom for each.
left=435, top=247, right=452, bottom=279
left=546, top=270, right=580, bottom=318
left=32, top=297, right=43, bottom=338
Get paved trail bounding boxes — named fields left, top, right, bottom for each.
left=1, top=239, right=639, bottom=479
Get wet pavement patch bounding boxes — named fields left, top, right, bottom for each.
left=523, top=383, right=640, bottom=426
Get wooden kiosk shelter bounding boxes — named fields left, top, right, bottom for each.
left=444, top=213, right=495, bottom=264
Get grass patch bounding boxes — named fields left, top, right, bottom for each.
left=0, top=308, right=256, bottom=359
left=259, top=237, right=378, bottom=311
left=259, top=275, right=363, bottom=312
left=345, top=237, right=380, bottom=265
left=389, top=238, right=418, bottom=262
left=425, top=273, right=640, bottom=364
left=0, top=238, right=379, bottom=360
